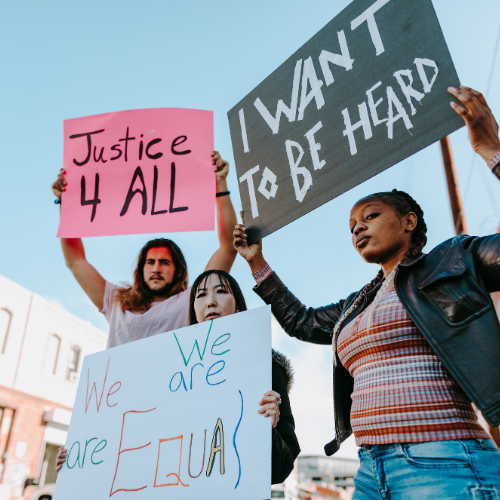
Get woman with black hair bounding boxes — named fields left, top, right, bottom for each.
left=189, top=269, right=301, bottom=485
left=57, top=268, right=301, bottom=481
left=234, top=86, right=500, bottom=499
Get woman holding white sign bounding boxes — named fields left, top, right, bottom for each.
left=234, top=86, right=500, bottom=499
left=189, top=269, right=301, bottom=485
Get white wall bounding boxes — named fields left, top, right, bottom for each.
left=0, top=274, right=107, bottom=408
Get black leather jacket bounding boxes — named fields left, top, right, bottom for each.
left=254, top=234, right=500, bottom=456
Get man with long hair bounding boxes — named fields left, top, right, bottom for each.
left=51, top=151, right=237, bottom=347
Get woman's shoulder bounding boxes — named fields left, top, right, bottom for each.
left=272, top=349, right=294, bottom=394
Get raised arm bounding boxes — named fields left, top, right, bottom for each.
left=448, top=86, right=500, bottom=165
left=448, top=86, right=500, bottom=291
left=204, top=151, right=238, bottom=272
left=52, top=169, right=106, bottom=310
left=233, top=220, right=344, bottom=344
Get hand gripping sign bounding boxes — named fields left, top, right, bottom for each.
left=54, top=306, right=272, bottom=500
left=57, top=108, right=214, bottom=238
left=228, top=0, right=464, bottom=243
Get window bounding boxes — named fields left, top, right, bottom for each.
left=67, top=346, right=81, bottom=382
left=44, top=334, right=61, bottom=376
left=0, top=308, right=12, bottom=355
left=39, top=443, right=60, bottom=485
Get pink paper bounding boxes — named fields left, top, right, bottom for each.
left=57, top=108, right=214, bottom=237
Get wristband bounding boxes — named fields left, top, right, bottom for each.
left=54, top=199, right=61, bottom=204
left=216, top=191, right=230, bottom=197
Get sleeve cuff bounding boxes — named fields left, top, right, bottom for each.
left=488, top=152, right=500, bottom=179
left=253, top=271, right=284, bottom=300
left=252, top=263, right=273, bottom=284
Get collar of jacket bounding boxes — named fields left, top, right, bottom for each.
left=399, top=252, right=426, bottom=267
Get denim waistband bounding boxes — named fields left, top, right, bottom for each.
left=360, top=439, right=497, bottom=455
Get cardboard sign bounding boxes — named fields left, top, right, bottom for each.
left=54, top=306, right=272, bottom=500
left=228, top=0, right=464, bottom=243
left=58, top=108, right=214, bottom=238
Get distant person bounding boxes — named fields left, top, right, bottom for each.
left=51, top=151, right=237, bottom=348
left=190, top=269, right=300, bottom=484
left=234, top=86, right=500, bottom=499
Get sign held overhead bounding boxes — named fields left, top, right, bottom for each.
left=228, top=0, right=463, bottom=243
left=58, top=108, right=214, bottom=238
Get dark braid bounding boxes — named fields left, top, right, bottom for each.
left=332, top=190, right=428, bottom=346
left=375, top=189, right=427, bottom=263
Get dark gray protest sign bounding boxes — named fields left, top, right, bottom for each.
left=228, top=0, right=463, bottom=243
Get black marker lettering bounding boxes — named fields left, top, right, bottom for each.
left=120, top=166, right=147, bottom=216
left=118, top=127, right=136, bottom=162
left=110, top=144, right=122, bottom=161
left=171, top=136, right=191, bottom=155
left=93, top=146, right=107, bottom=163
left=151, top=166, right=168, bottom=215
left=169, top=162, right=188, bottom=213
left=146, top=138, right=163, bottom=159
left=139, top=134, right=144, bottom=160
left=81, top=174, right=101, bottom=222
left=69, top=130, right=105, bottom=166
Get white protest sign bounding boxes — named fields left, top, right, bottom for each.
left=54, top=306, right=272, bottom=500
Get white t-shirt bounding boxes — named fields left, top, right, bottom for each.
left=101, top=281, right=191, bottom=348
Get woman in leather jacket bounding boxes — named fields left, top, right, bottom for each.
left=234, top=86, right=500, bottom=500
left=188, top=269, right=300, bottom=485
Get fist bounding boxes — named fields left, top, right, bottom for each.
left=258, top=390, right=281, bottom=429
left=448, top=86, right=500, bottom=162
left=52, top=168, right=66, bottom=199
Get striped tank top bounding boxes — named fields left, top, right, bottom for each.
left=337, top=286, right=489, bottom=446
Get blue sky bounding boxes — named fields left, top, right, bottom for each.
left=1, top=0, right=499, bottom=458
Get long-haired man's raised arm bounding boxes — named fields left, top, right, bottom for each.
left=204, top=151, right=238, bottom=273
left=52, top=169, right=106, bottom=311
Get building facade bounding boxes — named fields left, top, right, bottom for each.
left=0, top=274, right=107, bottom=500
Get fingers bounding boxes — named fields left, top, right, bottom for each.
left=52, top=170, right=67, bottom=198
left=233, top=225, right=247, bottom=241
left=259, top=390, right=280, bottom=406
left=264, top=390, right=280, bottom=399
left=212, top=151, right=229, bottom=172
left=258, top=404, right=280, bottom=428
left=448, top=86, right=485, bottom=117
left=240, top=211, right=246, bottom=227
left=56, top=448, right=67, bottom=471
left=449, top=100, right=468, bottom=118
left=462, top=86, right=489, bottom=108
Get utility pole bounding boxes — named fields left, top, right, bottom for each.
left=439, top=136, right=468, bottom=234
left=440, top=135, right=499, bottom=446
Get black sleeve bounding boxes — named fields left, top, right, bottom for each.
left=253, top=271, right=352, bottom=345
left=461, top=234, right=500, bottom=292
left=271, top=362, right=301, bottom=484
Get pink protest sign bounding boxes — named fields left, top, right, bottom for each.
left=57, top=108, right=214, bottom=237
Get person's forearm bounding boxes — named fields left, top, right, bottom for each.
left=248, top=254, right=268, bottom=274
left=216, top=178, right=237, bottom=251
left=61, top=238, right=86, bottom=270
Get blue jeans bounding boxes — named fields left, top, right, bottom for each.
left=353, top=439, right=500, bottom=499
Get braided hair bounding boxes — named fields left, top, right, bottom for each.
left=332, top=190, right=427, bottom=348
